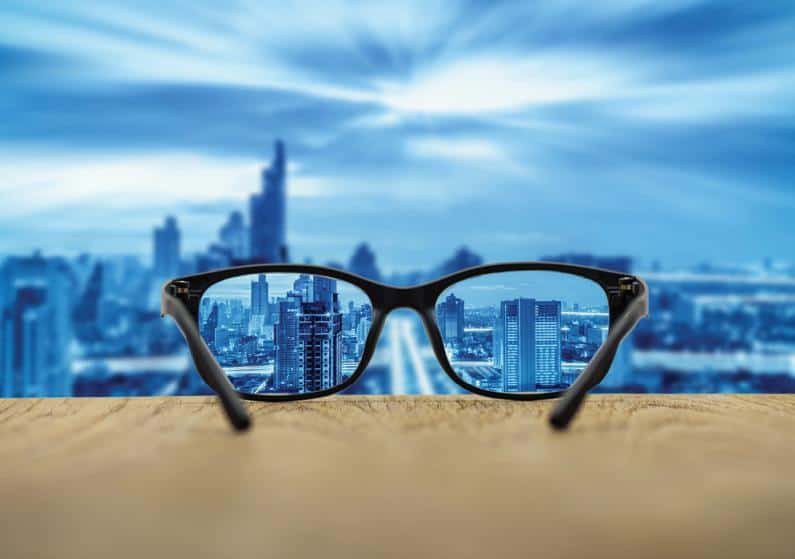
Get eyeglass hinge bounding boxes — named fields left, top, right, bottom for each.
left=168, top=280, right=191, bottom=297
left=618, top=277, right=639, bottom=295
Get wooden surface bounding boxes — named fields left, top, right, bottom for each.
left=1, top=395, right=794, bottom=559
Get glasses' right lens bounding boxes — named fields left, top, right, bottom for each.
left=199, top=273, right=372, bottom=395
left=435, top=271, right=610, bottom=394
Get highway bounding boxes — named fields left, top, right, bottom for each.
left=353, top=311, right=465, bottom=395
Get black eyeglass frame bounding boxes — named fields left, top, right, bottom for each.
left=162, top=262, right=648, bottom=432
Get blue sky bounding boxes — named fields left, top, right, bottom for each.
left=440, top=271, right=608, bottom=309
left=1, top=1, right=793, bottom=272
left=203, top=273, right=370, bottom=307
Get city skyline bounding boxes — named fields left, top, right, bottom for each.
left=437, top=275, right=609, bottom=393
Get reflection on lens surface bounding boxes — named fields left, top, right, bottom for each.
left=199, top=273, right=372, bottom=395
left=435, top=272, right=609, bottom=394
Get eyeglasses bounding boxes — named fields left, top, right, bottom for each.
left=161, top=262, right=648, bottom=432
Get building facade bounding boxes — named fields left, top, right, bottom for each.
left=297, top=301, right=343, bottom=393
left=494, top=298, right=562, bottom=392
left=437, top=293, right=465, bottom=344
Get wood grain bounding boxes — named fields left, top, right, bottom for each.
left=1, top=395, right=793, bottom=559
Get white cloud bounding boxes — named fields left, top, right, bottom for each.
left=377, top=52, right=635, bottom=114
left=406, top=137, right=507, bottom=162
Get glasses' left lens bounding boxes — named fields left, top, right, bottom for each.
left=199, top=273, right=372, bottom=395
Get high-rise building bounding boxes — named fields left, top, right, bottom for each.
left=312, top=275, right=338, bottom=312
left=494, top=298, right=562, bottom=392
left=2, top=286, right=47, bottom=397
left=348, top=243, right=381, bottom=281
left=73, top=262, right=103, bottom=342
left=201, top=303, right=219, bottom=347
left=534, top=301, right=562, bottom=387
left=219, top=211, right=249, bottom=261
left=250, top=274, right=269, bottom=320
left=153, top=216, right=181, bottom=278
left=274, top=292, right=301, bottom=391
left=437, top=293, right=465, bottom=344
left=297, top=301, right=342, bottom=393
left=0, top=253, right=73, bottom=397
left=356, top=317, right=371, bottom=351
left=293, top=274, right=312, bottom=302
left=250, top=141, right=287, bottom=263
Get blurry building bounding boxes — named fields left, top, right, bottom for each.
left=250, top=141, right=287, bottom=263
left=540, top=253, right=632, bottom=274
left=153, top=216, right=181, bottom=279
left=435, top=247, right=483, bottom=278
left=348, top=243, right=381, bottom=281
left=0, top=253, right=74, bottom=397
left=219, top=211, right=250, bottom=261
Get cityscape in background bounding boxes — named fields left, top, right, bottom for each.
left=2, top=141, right=795, bottom=398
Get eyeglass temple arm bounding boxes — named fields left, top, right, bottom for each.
left=161, top=289, right=251, bottom=431
left=549, top=281, right=648, bottom=430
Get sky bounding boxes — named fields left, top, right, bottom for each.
left=203, top=272, right=370, bottom=307
left=440, top=271, right=609, bottom=309
left=1, top=1, right=793, bottom=273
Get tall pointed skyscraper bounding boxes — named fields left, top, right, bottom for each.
left=250, top=141, right=287, bottom=263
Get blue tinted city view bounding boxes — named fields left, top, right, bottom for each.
left=200, top=273, right=372, bottom=395
left=2, top=141, right=795, bottom=400
left=437, top=272, right=608, bottom=393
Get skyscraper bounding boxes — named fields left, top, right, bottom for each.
left=219, top=210, right=249, bottom=261
left=274, top=292, right=301, bottom=391
left=496, top=299, right=534, bottom=392
left=533, top=301, right=562, bottom=387
left=250, top=141, right=287, bottom=263
left=494, top=298, right=562, bottom=392
left=73, top=262, right=103, bottom=342
left=0, top=253, right=73, bottom=397
left=153, top=216, right=181, bottom=278
left=201, top=303, right=219, bottom=347
left=437, top=293, right=464, bottom=344
left=312, top=275, right=338, bottom=312
left=250, top=274, right=269, bottom=321
left=297, top=301, right=343, bottom=393
left=293, top=274, right=312, bottom=302
left=1, top=286, right=47, bottom=397
left=348, top=243, right=381, bottom=281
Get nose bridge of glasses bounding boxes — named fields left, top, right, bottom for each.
left=380, top=285, right=434, bottom=313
